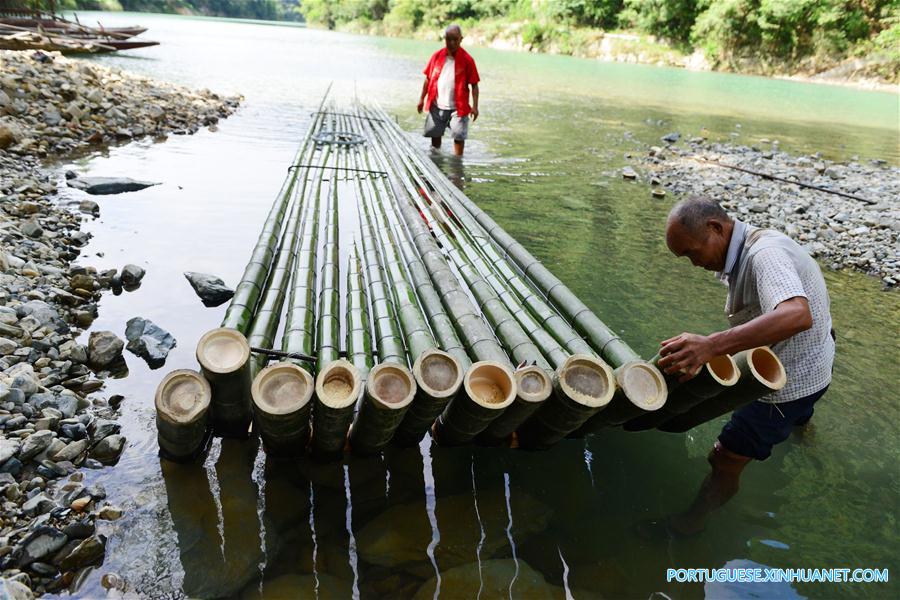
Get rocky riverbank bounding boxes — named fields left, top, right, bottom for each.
left=623, top=136, right=899, bottom=288
left=0, top=49, right=239, bottom=597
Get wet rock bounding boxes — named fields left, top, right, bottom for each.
left=90, top=434, right=125, bottom=464
left=661, top=132, right=681, bottom=143
left=59, top=536, right=105, bottom=571
left=78, top=200, right=100, bottom=214
left=58, top=340, right=87, bottom=364
left=124, top=317, right=175, bottom=368
left=19, top=431, right=55, bottom=461
left=88, top=419, right=120, bottom=442
left=20, top=221, right=43, bottom=239
left=240, top=574, right=351, bottom=600
left=184, top=272, right=234, bottom=307
left=0, top=577, right=34, bottom=599
left=66, top=177, right=159, bottom=195
left=62, top=519, right=94, bottom=539
left=15, top=526, right=66, bottom=566
left=97, top=505, right=123, bottom=521
left=621, top=166, right=638, bottom=180
left=0, top=439, right=20, bottom=463
left=87, top=331, right=124, bottom=369
left=120, top=264, right=145, bottom=287
left=50, top=439, right=87, bottom=463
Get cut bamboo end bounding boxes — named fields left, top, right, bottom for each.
left=315, top=359, right=363, bottom=409
left=616, top=360, right=667, bottom=411
left=706, top=354, right=740, bottom=387
left=196, top=327, right=250, bottom=375
left=557, top=354, right=615, bottom=408
left=413, top=349, right=464, bottom=400
left=252, top=362, right=314, bottom=415
left=463, top=361, right=516, bottom=410
left=155, top=369, right=211, bottom=461
left=155, top=369, right=211, bottom=425
left=365, top=362, right=416, bottom=410
left=743, top=346, right=787, bottom=391
left=515, top=365, right=553, bottom=404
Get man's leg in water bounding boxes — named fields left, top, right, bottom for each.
left=453, top=139, right=464, bottom=156
left=432, top=136, right=442, bottom=149
left=670, top=441, right=751, bottom=534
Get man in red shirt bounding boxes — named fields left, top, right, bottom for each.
left=417, top=24, right=480, bottom=156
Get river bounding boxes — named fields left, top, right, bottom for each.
left=51, top=11, right=899, bottom=599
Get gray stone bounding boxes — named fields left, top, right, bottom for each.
left=124, top=317, right=175, bottom=368
left=67, top=177, right=159, bottom=195
left=58, top=340, right=87, bottom=364
left=78, top=199, right=100, bottom=214
left=19, top=430, right=54, bottom=461
left=0, top=336, right=17, bottom=355
left=87, top=331, right=124, bottom=369
left=91, top=434, right=125, bottom=464
left=0, top=577, right=35, bottom=600
left=0, top=439, right=20, bottom=463
left=18, top=300, right=58, bottom=325
left=21, top=493, right=55, bottom=516
left=20, top=220, right=43, bottom=239
left=15, top=526, right=67, bottom=566
left=184, top=272, right=234, bottom=307
left=661, top=132, right=681, bottom=143
left=120, top=264, right=145, bottom=287
left=51, top=439, right=87, bottom=462
left=60, top=536, right=105, bottom=571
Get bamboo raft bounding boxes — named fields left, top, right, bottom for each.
left=156, top=92, right=787, bottom=462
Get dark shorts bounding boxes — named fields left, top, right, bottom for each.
left=423, top=104, right=469, bottom=140
left=718, top=385, right=829, bottom=461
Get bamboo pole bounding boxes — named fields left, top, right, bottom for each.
left=155, top=369, right=211, bottom=462
left=348, top=147, right=417, bottom=455
left=657, top=347, right=786, bottom=433
left=366, top=114, right=614, bottom=443
left=362, top=123, right=518, bottom=445
left=250, top=141, right=333, bottom=456
left=621, top=354, right=739, bottom=432
left=312, top=143, right=362, bottom=461
left=368, top=105, right=666, bottom=416
left=345, top=247, right=374, bottom=382
left=351, top=135, right=464, bottom=446
left=196, top=89, right=331, bottom=437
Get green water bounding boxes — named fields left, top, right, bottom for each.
left=59, top=12, right=899, bottom=599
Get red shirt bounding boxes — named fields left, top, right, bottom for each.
left=423, top=47, right=480, bottom=117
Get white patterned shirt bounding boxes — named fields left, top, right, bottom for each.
left=719, top=222, right=834, bottom=403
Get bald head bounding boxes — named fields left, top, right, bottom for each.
left=444, top=24, right=462, bottom=55
left=665, top=196, right=734, bottom=271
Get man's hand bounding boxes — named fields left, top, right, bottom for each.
left=471, top=107, right=479, bottom=121
left=658, top=333, right=717, bottom=382
left=417, top=100, right=424, bottom=114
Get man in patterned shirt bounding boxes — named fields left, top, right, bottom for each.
left=654, top=195, right=835, bottom=537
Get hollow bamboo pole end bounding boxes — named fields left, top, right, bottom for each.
left=155, top=369, right=211, bottom=426
left=706, top=354, right=741, bottom=387
left=556, top=354, right=616, bottom=408
left=413, top=348, right=464, bottom=400
left=315, top=359, right=363, bottom=410
left=515, top=365, right=553, bottom=404
left=252, top=362, right=314, bottom=415
left=615, top=360, right=668, bottom=411
left=196, top=327, right=251, bottom=375
left=365, top=362, right=417, bottom=410
left=736, top=346, right=787, bottom=391
left=462, top=360, right=517, bottom=410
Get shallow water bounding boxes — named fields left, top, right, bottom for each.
left=50, top=11, right=899, bottom=599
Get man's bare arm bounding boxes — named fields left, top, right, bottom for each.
left=471, top=83, right=479, bottom=120
left=658, top=297, right=813, bottom=380
left=417, top=77, right=428, bottom=113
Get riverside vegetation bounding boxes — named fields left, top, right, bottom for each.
left=0, top=49, right=238, bottom=597
left=298, top=0, right=900, bottom=86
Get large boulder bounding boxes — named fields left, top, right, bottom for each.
left=184, top=272, right=234, bottom=307
left=124, top=317, right=175, bottom=369
left=67, top=177, right=159, bottom=195
left=120, top=264, right=145, bottom=287
left=87, top=331, right=124, bottom=369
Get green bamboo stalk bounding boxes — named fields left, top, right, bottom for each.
left=369, top=105, right=666, bottom=414
left=345, top=246, right=374, bottom=381
left=348, top=146, right=417, bottom=456
left=312, top=144, right=361, bottom=461
left=621, top=353, right=739, bottom=432
left=658, top=347, right=785, bottom=433
left=352, top=139, right=464, bottom=446
left=362, top=125, right=517, bottom=445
